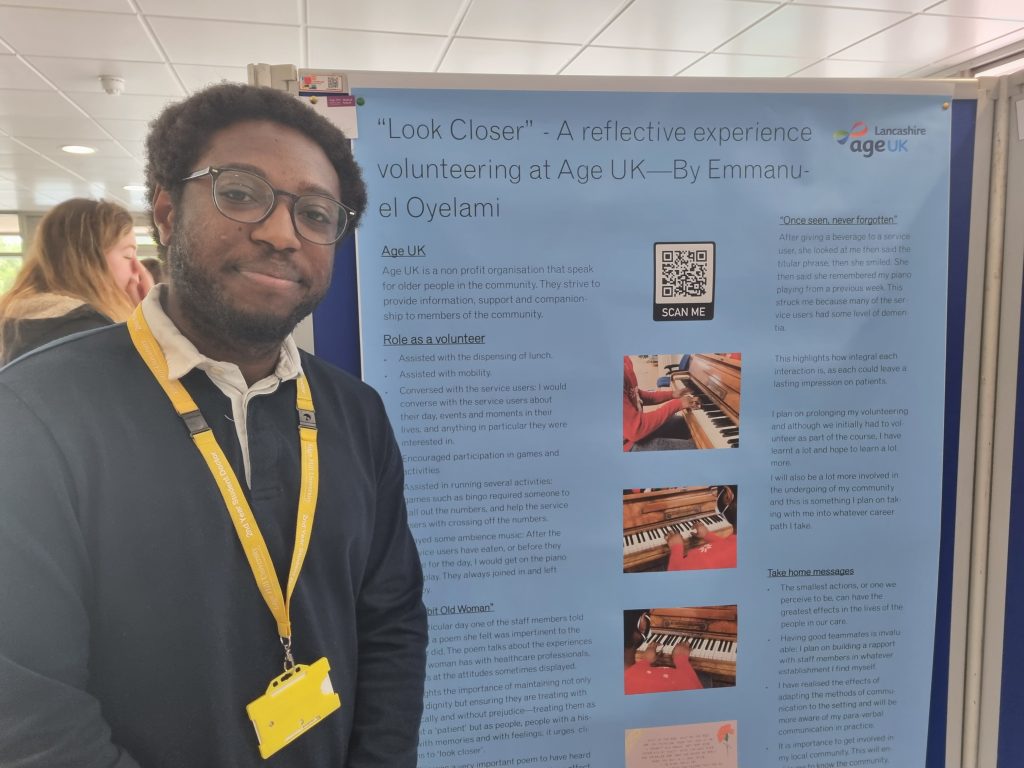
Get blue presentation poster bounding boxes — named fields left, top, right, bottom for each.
left=346, top=87, right=951, bottom=768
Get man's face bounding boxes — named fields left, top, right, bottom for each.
left=158, top=120, right=341, bottom=347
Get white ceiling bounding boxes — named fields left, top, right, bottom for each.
left=0, top=0, right=1022, bottom=212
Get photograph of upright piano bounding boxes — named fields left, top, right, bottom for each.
left=634, top=606, right=738, bottom=689
left=623, top=486, right=737, bottom=573
left=668, top=353, right=741, bottom=449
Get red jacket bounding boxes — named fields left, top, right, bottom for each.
left=623, top=357, right=681, bottom=451
left=624, top=659, right=703, bottom=694
left=667, top=533, right=738, bottom=571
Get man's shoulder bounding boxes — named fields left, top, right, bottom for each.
left=0, top=324, right=138, bottom=402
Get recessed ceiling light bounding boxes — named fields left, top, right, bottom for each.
left=123, top=184, right=146, bottom=191
left=61, top=145, right=96, bottom=155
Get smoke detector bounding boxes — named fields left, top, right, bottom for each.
left=99, top=75, right=125, bottom=96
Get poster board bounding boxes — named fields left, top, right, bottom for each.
left=311, top=74, right=981, bottom=768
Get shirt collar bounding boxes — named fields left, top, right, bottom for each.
left=139, top=285, right=303, bottom=390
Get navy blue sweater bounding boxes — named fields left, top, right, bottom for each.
left=0, top=323, right=427, bottom=767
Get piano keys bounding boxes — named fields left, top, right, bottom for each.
left=637, top=632, right=737, bottom=668
left=623, top=486, right=737, bottom=572
left=636, top=606, right=738, bottom=687
left=623, top=513, right=731, bottom=558
left=670, top=353, right=741, bottom=449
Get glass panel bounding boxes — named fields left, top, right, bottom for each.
left=0, top=256, right=23, bottom=295
left=133, top=226, right=156, bottom=247
left=0, top=235, right=22, bottom=254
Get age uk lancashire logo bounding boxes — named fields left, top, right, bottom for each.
left=833, top=121, right=868, bottom=145
left=833, top=120, right=924, bottom=158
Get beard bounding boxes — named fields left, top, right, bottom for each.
left=165, top=212, right=328, bottom=348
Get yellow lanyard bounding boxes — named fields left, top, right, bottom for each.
left=127, top=306, right=319, bottom=668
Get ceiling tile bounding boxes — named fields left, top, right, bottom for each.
left=308, top=29, right=446, bottom=72
left=52, top=158, right=145, bottom=179
left=925, top=0, right=1024, bottom=20
left=137, top=0, right=299, bottom=25
left=0, top=7, right=162, bottom=61
left=440, top=38, right=577, bottom=74
left=69, top=92, right=176, bottom=121
left=173, top=64, right=248, bottom=92
left=94, top=118, right=153, bottom=142
left=0, top=1, right=131, bottom=11
left=46, top=167, right=145, bottom=193
left=597, top=0, right=778, bottom=52
left=0, top=114, right=110, bottom=140
left=0, top=89, right=81, bottom=118
left=563, top=46, right=703, bottom=76
left=0, top=152, right=70, bottom=171
left=0, top=55, right=49, bottom=91
left=2, top=169, right=81, bottom=186
left=26, top=57, right=184, bottom=96
left=795, top=0, right=932, bottom=10
left=17, top=137, right=131, bottom=160
left=308, top=0, right=464, bottom=35
left=719, top=4, right=908, bottom=57
left=119, top=140, right=147, bottom=158
left=681, top=52, right=817, bottom=76
left=839, top=13, right=1024, bottom=62
left=460, top=0, right=624, bottom=45
left=30, top=179, right=126, bottom=206
left=793, top=58, right=921, bottom=77
left=94, top=178, right=149, bottom=197
left=149, top=17, right=300, bottom=67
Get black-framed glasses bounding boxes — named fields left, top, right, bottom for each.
left=181, top=166, right=357, bottom=245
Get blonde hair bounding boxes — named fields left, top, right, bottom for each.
left=0, top=199, right=135, bottom=358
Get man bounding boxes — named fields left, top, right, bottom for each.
left=0, top=84, right=427, bottom=767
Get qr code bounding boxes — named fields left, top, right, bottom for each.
left=653, top=242, right=715, bottom=321
left=659, top=248, right=710, bottom=298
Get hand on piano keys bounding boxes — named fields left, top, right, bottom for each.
left=622, top=513, right=732, bottom=562
left=640, top=639, right=695, bottom=666
left=665, top=522, right=710, bottom=553
left=671, top=641, right=693, bottom=666
left=637, top=632, right=737, bottom=668
left=677, top=393, right=701, bottom=411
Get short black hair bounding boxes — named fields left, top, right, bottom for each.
left=145, top=83, right=367, bottom=247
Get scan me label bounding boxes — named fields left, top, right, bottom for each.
left=653, top=242, right=716, bottom=321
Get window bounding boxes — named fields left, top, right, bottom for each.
left=0, top=214, right=22, bottom=295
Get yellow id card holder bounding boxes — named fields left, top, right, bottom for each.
left=246, top=657, right=341, bottom=760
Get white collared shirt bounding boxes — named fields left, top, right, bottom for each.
left=140, top=286, right=303, bottom=487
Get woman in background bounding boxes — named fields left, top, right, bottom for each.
left=0, top=198, right=151, bottom=364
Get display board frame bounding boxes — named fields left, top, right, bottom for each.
left=304, top=72, right=984, bottom=768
